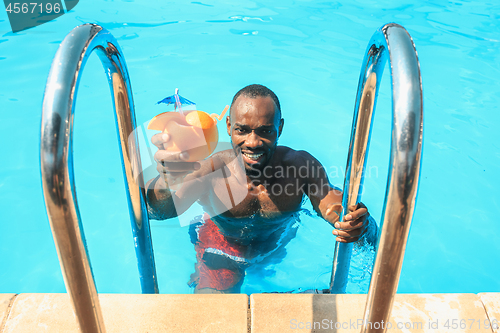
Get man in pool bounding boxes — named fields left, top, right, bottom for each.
left=146, top=84, right=370, bottom=293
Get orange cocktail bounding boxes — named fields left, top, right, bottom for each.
left=148, top=106, right=228, bottom=162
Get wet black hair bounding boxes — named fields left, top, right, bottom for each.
left=230, top=84, right=282, bottom=119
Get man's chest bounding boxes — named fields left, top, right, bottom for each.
left=210, top=176, right=305, bottom=217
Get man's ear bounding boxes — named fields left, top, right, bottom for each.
left=278, top=118, right=284, bottom=137
left=226, top=115, right=231, bottom=136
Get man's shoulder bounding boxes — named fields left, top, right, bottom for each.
left=275, top=146, right=317, bottom=166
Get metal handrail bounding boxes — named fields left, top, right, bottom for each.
left=329, top=23, right=423, bottom=331
left=41, top=24, right=159, bottom=333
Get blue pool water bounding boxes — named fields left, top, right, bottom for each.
left=0, top=0, right=499, bottom=294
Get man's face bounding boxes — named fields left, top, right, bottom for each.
left=226, top=95, right=283, bottom=174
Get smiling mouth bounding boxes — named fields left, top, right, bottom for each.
left=243, top=152, right=264, bottom=162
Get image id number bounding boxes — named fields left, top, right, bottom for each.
left=5, top=2, right=61, bottom=14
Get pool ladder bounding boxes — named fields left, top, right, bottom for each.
left=329, top=23, right=423, bottom=333
left=41, top=24, right=158, bottom=333
left=40, top=23, right=422, bottom=333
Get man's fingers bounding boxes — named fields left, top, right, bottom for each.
left=333, top=228, right=363, bottom=238
left=151, top=133, right=170, bottom=148
left=156, top=160, right=200, bottom=174
left=154, top=149, right=192, bottom=163
left=334, top=219, right=364, bottom=231
left=331, top=202, right=369, bottom=243
left=334, top=235, right=361, bottom=243
left=156, top=165, right=191, bottom=179
left=344, top=205, right=368, bottom=222
left=325, top=204, right=342, bottom=217
left=347, top=202, right=367, bottom=213
left=161, top=161, right=200, bottom=171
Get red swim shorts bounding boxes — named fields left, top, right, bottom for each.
left=189, top=215, right=248, bottom=291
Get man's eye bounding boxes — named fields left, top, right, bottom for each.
left=261, top=130, right=271, bottom=134
left=235, top=128, right=245, bottom=133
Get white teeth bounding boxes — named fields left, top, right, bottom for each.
left=244, top=152, right=263, bottom=160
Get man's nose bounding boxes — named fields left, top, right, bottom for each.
left=245, top=131, right=263, bottom=148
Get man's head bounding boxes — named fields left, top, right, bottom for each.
left=226, top=84, right=284, bottom=174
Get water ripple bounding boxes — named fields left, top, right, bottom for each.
left=74, top=16, right=184, bottom=29
left=229, top=15, right=272, bottom=23
left=191, top=1, right=214, bottom=7
left=428, top=18, right=500, bottom=42
left=229, top=29, right=258, bottom=36
left=118, top=33, right=139, bottom=40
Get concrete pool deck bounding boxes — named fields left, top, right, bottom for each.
left=0, top=293, right=499, bottom=332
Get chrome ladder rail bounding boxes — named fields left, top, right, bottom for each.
left=329, top=23, right=423, bottom=332
left=41, top=24, right=159, bottom=333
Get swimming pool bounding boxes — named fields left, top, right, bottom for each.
left=0, top=0, right=499, bottom=295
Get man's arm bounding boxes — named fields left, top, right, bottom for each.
left=146, top=176, right=178, bottom=220
left=145, top=133, right=220, bottom=220
left=298, top=151, right=369, bottom=243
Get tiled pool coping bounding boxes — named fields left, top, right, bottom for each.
left=1, top=293, right=499, bottom=332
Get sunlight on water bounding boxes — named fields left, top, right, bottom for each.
left=348, top=236, right=376, bottom=293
